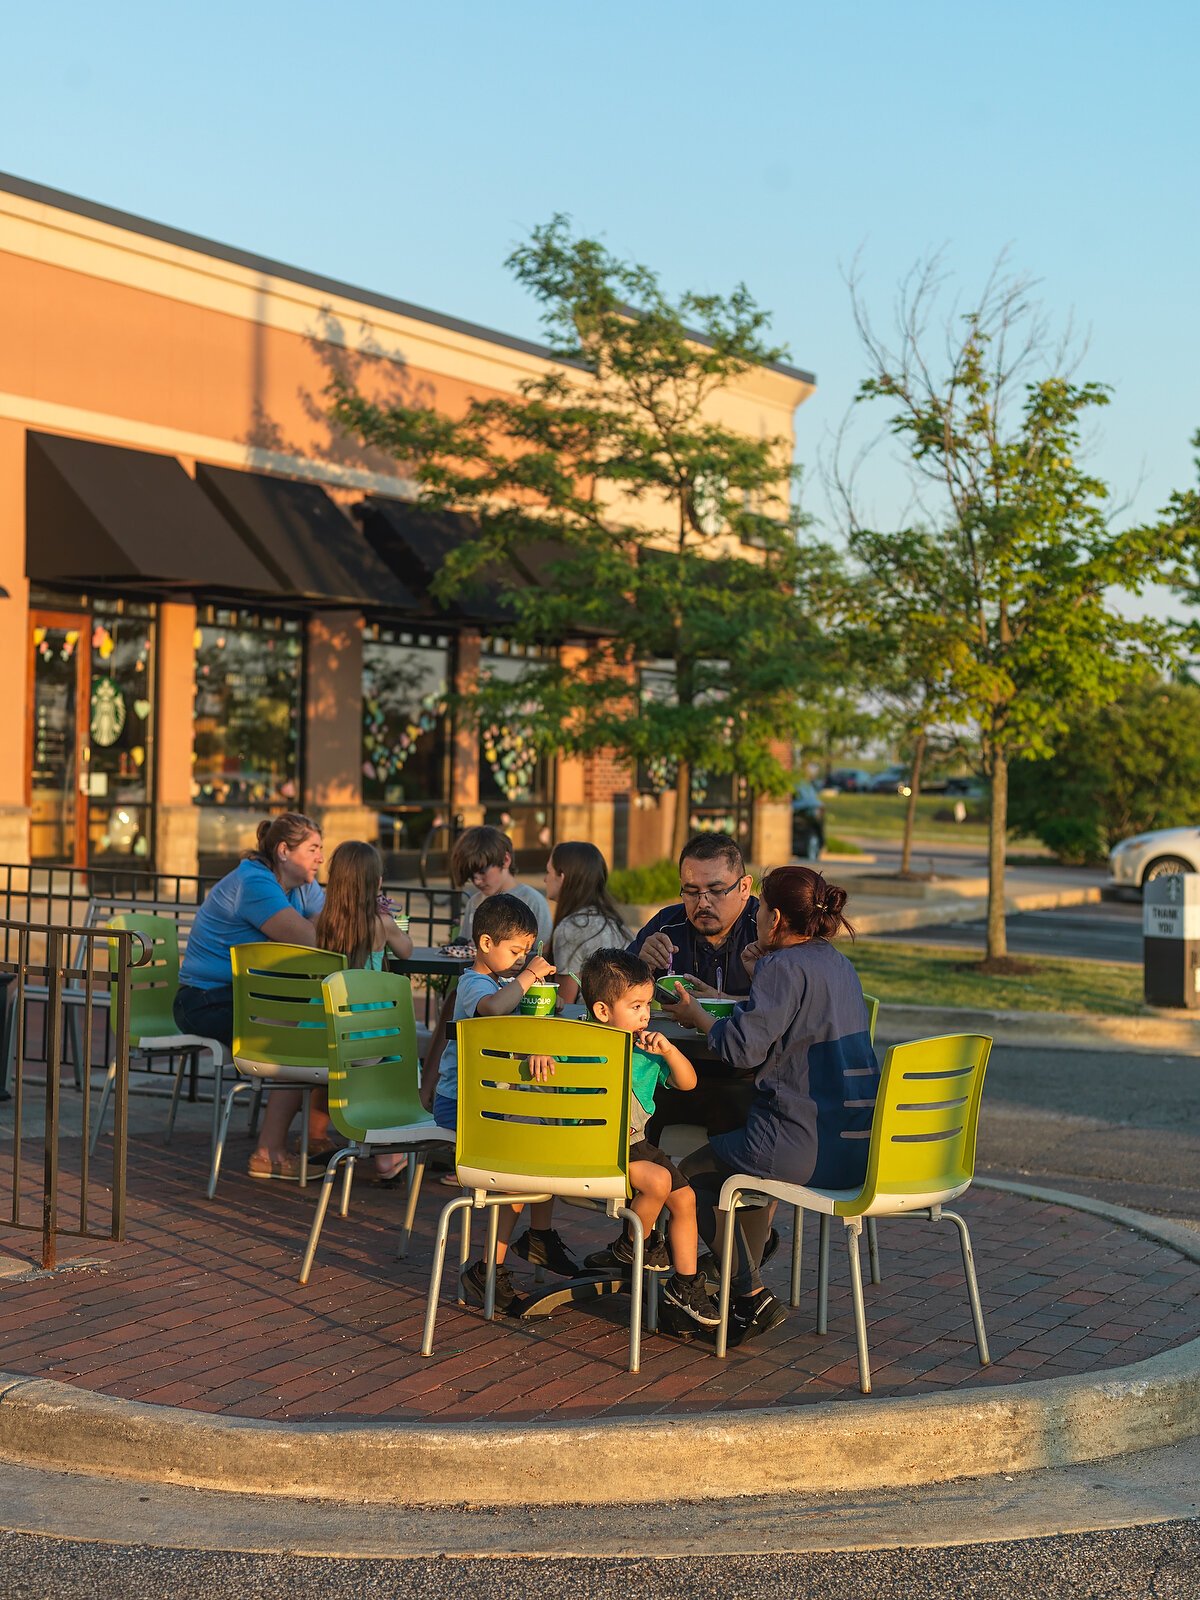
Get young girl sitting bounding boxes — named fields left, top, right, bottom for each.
left=314, top=840, right=415, bottom=1180
left=544, top=841, right=631, bottom=1006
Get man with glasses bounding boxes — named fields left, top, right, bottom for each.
left=628, top=833, right=758, bottom=996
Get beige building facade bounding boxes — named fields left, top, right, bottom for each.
left=0, top=174, right=815, bottom=880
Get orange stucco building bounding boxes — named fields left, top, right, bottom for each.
left=0, top=173, right=815, bottom=880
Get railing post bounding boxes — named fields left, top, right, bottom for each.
left=108, top=929, right=133, bottom=1244
left=41, top=928, right=64, bottom=1271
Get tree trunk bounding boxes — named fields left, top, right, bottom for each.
left=986, top=748, right=1008, bottom=961
left=670, top=759, right=692, bottom=859
left=900, top=729, right=926, bottom=877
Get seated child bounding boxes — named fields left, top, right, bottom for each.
left=451, top=824, right=554, bottom=950
left=434, top=892, right=581, bottom=1309
left=577, top=949, right=720, bottom=1327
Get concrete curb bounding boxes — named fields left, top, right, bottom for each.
left=875, top=1002, right=1200, bottom=1054
left=0, top=1185, right=1197, bottom=1506
left=854, top=883, right=1102, bottom=934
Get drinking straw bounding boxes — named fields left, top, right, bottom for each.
left=716, top=964, right=723, bottom=994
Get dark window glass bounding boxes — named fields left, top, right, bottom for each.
left=478, top=639, right=555, bottom=860
left=362, top=627, right=452, bottom=864
left=87, top=608, right=155, bottom=863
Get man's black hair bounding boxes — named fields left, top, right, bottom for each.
left=580, top=948, right=655, bottom=1012
left=473, top=892, right=538, bottom=945
left=678, top=831, right=745, bottom=878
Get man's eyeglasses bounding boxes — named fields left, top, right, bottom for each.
left=680, top=879, right=745, bottom=905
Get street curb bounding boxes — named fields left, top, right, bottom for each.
left=0, top=1186, right=1197, bottom=1506
left=875, top=1002, right=1200, bottom=1054
left=854, top=883, right=1102, bottom=934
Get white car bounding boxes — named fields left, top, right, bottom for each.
left=1108, top=827, right=1200, bottom=893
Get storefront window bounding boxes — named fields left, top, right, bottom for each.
left=634, top=661, right=751, bottom=842
left=87, top=603, right=155, bottom=862
left=192, top=606, right=302, bottom=867
left=479, top=638, right=555, bottom=860
left=362, top=625, right=452, bottom=870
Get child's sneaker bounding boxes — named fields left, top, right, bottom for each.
left=509, top=1227, right=582, bottom=1277
left=662, top=1271, right=721, bottom=1327
left=583, top=1231, right=670, bottom=1272
left=730, top=1288, right=787, bottom=1344
left=460, top=1259, right=522, bottom=1315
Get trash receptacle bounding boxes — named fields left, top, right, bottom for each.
left=1143, top=874, right=1200, bottom=1009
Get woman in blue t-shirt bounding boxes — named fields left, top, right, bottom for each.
left=175, top=812, right=326, bottom=1180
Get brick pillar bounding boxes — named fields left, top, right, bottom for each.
left=303, top=610, right=375, bottom=856
left=155, top=601, right=200, bottom=875
left=450, top=630, right=483, bottom=827
left=0, top=420, right=30, bottom=862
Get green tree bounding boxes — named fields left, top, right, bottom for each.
left=331, top=217, right=839, bottom=857
left=1008, top=675, right=1200, bottom=864
left=840, top=260, right=1180, bottom=963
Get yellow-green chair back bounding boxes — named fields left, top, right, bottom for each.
left=841, top=1033, right=991, bottom=1217
left=863, top=992, right=880, bottom=1044
left=231, top=942, right=346, bottom=1082
left=321, top=968, right=422, bottom=1143
left=455, top=1015, right=631, bottom=1201
left=106, top=913, right=183, bottom=1042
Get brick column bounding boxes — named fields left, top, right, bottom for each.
left=155, top=601, right=200, bottom=875
left=450, top=630, right=483, bottom=827
left=0, top=420, right=30, bottom=861
left=304, top=610, right=375, bottom=856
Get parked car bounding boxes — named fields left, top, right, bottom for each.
left=867, top=765, right=912, bottom=796
left=943, top=775, right=986, bottom=799
left=1108, top=826, right=1200, bottom=894
left=827, top=767, right=873, bottom=793
left=792, top=782, right=826, bottom=861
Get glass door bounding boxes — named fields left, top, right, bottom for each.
left=29, top=611, right=90, bottom=864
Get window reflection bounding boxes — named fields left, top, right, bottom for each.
left=362, top=626, right=452, bottom=866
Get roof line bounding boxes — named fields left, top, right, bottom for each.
left=0, top=170, right=816, bottom=388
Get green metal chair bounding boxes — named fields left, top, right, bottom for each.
left=207, top=942, right=347, bottom=1199
left=298, top=968, right=455, bottom=1284
left=420, top=1015, right=648, bottom=1372
left=714, top=1032, right=993, bottom=1392
left=93, top=914, right=229, bottom=1158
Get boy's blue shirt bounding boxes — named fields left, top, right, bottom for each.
left=436, top=968, right=509, bottom=1103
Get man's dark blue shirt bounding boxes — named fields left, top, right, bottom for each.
left=627, top=897, right=761, bottom=995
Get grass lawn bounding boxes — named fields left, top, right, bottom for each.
left=847, top=939, right=1145, bottom=1015
left=827, top=792, right=1048, bottom=853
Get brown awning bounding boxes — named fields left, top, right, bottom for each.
left=25, top=432, right=281, bottom=592
left=355, top=497, right=523, bottom=623
left=195, top=464, right=418, bottom=610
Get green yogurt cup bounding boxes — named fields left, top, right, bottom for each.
left=697, top=997, right=735, bottom=1019
left=519, top=982, right=558, bottom=1017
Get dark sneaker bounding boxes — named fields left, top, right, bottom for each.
left=696, top=1228, right=780, bottom=1289
left=460, top=1259, right=522, bottom=1315
left=510, top=1227, right=582, bottom=1278
left=730, top=1288, right=788, bottom=1344
left=663, top=1272, right=721, bottom=1327
left=583, top=1231, right=671, bottom=1273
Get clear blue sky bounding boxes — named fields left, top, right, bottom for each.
left=4, top=1, right=1197, bottom=567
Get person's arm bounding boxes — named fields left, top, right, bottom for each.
left=259, top=906, right=319, bottom=946
left=705, top=957, right=804, bottom=1071
left=475, top=955, right=556, bottom=1017
left=378, top=914, right=414, bottom=961
left=638, top=1031, right=697, bottom=1092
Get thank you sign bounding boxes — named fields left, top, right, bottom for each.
left=1144, top=873, right=1200, bottom=1008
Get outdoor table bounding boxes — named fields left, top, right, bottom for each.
left=387, top=946, right=473, bottom=980
left=387, top=947, right=474, bottom=1107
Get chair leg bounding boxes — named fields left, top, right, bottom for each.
left=618, top=1204, right=644, bottom=1374
left=942, top=1208, right=991, bottom=1366
left=457, top=1202, right=471, bottom=1303
left=210, top=1055, right=225, bottom=1164
left=846, top=1221, right=871, bottom=1394
left=421, top=1194, right=473, bottom=1356
left=483, top=1203, right=501, bottom=1321
left=299, top=1149, right=353, bottom=1285
left=247, top=1082, right=264, bottom=1137
left=299, top=1090, right=311, bottom=1190
left=817, top=1213, right=831, bottom=1334
left=89, top=1062, right=117, bottom=1158
left=646, top=1217, right=665, bottom=1335
left=164, top=1052, right=191, bottom=1145
left=397, top=1150, right=427, bottom=1258
left=790, top=1204, right=803, bottom=1307
left=339, top=1151, right=356, bottom=1217
left=715, top=1192, right=741, bottom=1359
left=867, top=1216, right=882, bottom=1285
left=207, top=1081, right=249, bottom=1200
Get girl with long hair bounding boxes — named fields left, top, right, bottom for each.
left=544, top=840, right=632, bottom=1005
left=668, top=865, right=879, bottom=1344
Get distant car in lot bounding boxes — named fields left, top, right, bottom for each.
left=1108, top=826, right=1200, bottom=893
left=827, top=767, right=873, bottom=793
left=867, top=765, right=912, bottom=796
left=792, top=782, right=826, bottom=861
left=943, top=775, right=986, bottom=799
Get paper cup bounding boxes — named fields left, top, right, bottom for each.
left=697, top=998, right=735, bottom=1019
left=520, top=982, right=558, bottom=1017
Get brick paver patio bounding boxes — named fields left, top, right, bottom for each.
left=0, top=1122, right=1197, bottom=1426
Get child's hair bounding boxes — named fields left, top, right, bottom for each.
left=243, top=812, right=321, bottom=869
left=451, top=825, right=514, bottom=888
left=679, top=831, right=745, bottom=878
left=315, top=840, right=383, bottom=967
left=760, top=865, right=855, bottom=944
left=579, top=948, right=655, bottom=1014
left=473, top=891, right=538, bottom=946
left=549, top=841, right=630, bottom=936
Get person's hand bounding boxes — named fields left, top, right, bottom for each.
left=683, top=976, right=719, bottom=998
left=741, top=940, right=765, bottom=979
left=525, top=1054, right=558, bottom=1083
left=660, top=991, right=709, bottom=1031
left=636, top=1029, right=669, bottom=1056
left=639, top=931, right=679, bottom=972
left=525, top=955, right=556, bottom=982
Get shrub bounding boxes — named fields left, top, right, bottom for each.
left=608, top=858, right=683, bottom=905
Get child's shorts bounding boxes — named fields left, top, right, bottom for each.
left=433, top=1092, right=457, bottom=1132
left=628, top=1138, right=688, bottom=1192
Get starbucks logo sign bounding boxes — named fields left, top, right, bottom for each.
left=90, top=676, right=127, bottom=747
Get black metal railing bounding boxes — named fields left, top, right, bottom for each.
left=0, top=863, right=216, bottom=941
left=1, top=919, right=148, bottom=1268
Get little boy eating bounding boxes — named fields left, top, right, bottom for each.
left=434, top=892, right=581, bottom=1308
left=578, top=949, right=720, bottom=1327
